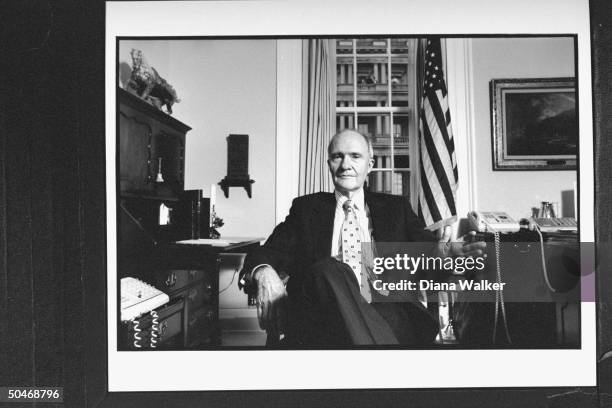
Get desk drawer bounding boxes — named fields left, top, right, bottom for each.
left=154, top=269, right=190, bottom=293
left=186, top=305, right=217, bottom=347
left=154, top=267, right=217, bottom=295
left=155, top=309, right=182, bottom=345
left=185, top=281, right=215, bottom=310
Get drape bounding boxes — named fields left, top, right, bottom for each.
left=298, top=39, right=337, bottom=196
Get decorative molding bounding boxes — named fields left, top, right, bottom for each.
left=275, top=40, right=302, bottom=224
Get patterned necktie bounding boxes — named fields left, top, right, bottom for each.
left=342, top=200, right=372, bottom=302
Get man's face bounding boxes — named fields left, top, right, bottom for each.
left=327, top=131, right=374, bottom=196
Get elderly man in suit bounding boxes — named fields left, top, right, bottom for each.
left=239, top=129, right=484, bottom=346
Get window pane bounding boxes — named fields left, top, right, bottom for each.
left=356, top=114, right=377, bottom=139
left=336, top=39, right=353, bottom=54
left=391, top=39, right=410, bottom=55
left=372, top=154, right=391, bottom=169
left=337, top=95, right=354, bottom=108
left=391, top=59, right=410, bottom=107
left=356, top=58, right=389, bottom=107
left=336, top=56, right=354, bottom=86
left=393, top=114, right=410, bottom=168
left=356, top=38, right=387, bottom=54
left=357, top=114, right=392, bottom=167
left=336, top=113, right=355, bottom=132
left=367, top=170, right=393, bottom=193
left=392, top=171, right=411, bottom=198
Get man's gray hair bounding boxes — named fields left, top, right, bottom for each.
left=327, top=129, right=374, bottom=158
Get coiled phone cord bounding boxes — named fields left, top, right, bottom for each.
left=150, top=310, right=160, bottom=348
left=492, top=231, right=512, bottom=344
left=132, top=319, right=142, bottom=348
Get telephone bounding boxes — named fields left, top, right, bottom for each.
left=531, top=217, right=577, bottom=232
left=467, top=211, right=520, bottom=233
left=121, top=277, right=169, bottom=322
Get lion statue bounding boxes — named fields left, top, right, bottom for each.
left=127, top=49, right=180, bottom=114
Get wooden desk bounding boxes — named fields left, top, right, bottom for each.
left=120, top=238, right=262, bottom=350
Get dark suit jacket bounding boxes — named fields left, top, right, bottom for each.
left=240, top=191, right=438, bottom=294
left=239, top=191, right=443, bottom=343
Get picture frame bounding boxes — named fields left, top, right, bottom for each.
left=490, top=77, right=577, bottom=170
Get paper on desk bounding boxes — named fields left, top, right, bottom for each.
left=175, top=238, right=235, bottom=246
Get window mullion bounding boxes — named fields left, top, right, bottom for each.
left=387, top=38, right=395, bottom=193
left=352, top=39, right=358, bottom=128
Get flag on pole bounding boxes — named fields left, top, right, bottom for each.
left=418, top=38, right=458, bottom=230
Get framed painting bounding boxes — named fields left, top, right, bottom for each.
left=490, top=77, right=577, bottom=170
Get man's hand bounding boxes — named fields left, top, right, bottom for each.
left=452, top=230, right=487, bottom=258
left=437, top=225, right=487, bottom=259
left=254, top=265, right=287, bottom=333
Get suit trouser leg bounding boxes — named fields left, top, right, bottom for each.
left=291, top=257, right=438, bottom=346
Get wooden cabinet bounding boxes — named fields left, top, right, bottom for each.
left=117, top=87, right=261, bottom=350
left=118, top=88, right=190, bottom=200
left=118, top=87, right=218, bottom=350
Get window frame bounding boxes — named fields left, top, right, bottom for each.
left=335, top=38, right=420, bottom=208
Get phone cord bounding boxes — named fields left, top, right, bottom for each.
left=150, top=310, right=159, bottom=348
left=132, top=319, right=142, bottom=348
left=492, top=231, right=512, bottom=344
left=534, top=225, right=556, bottom=293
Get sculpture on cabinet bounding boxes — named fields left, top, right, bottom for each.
left=127, top=48, right=181, bottom=114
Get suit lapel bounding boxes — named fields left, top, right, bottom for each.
left=365, top=191, right=393, bottom=242
left=311, top=192, right=394, bottom=258
left=313, top=193, right=336, bottom=260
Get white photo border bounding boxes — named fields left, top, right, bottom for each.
left=106, top=0, right=595, bottom=391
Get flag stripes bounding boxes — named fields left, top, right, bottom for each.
left=418, top=38, right=458, bottom=230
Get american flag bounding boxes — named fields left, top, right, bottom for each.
left=418, top=38, right=458, bottom=230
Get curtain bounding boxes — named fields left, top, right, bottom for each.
left=298, top=39, right=337, bottom=196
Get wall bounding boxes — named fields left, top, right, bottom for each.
left=470, top=37, right=576, bottom=220
left=118, top=39, right=277, bottom=238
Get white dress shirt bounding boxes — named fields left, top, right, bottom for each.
left=331, top=188, right=373, bottom=284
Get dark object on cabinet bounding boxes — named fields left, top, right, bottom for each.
left=170, top=189, right=210, bottom=241
left=219, top=134, right=255, bottom=198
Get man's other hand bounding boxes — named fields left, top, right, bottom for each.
left=437, top=225, right=487, bottom=261
left=454, top=230, right=487, bottom=258
left=254, top=265, right=288, bottom=333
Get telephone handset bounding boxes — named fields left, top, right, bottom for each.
left=468, top=211, right=520, bottom=233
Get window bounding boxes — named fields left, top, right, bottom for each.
left=335, top=38, right=418, bottom=203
